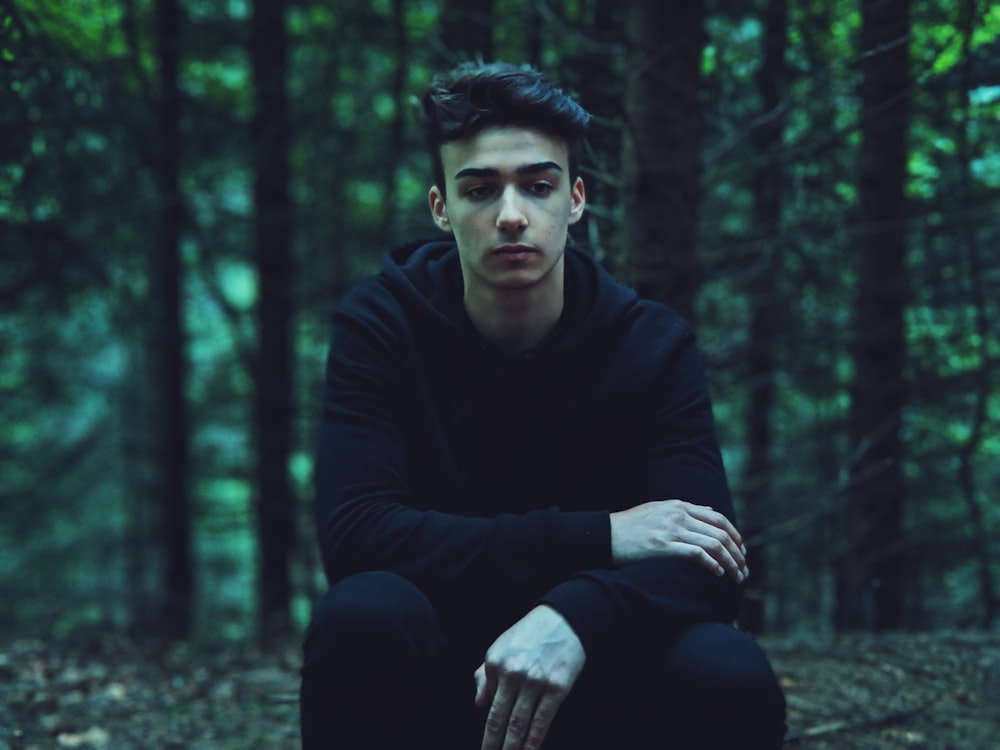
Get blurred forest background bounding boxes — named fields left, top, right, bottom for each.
left=1, top=0, right=998, bottom=653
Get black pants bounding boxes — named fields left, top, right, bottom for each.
left=301, top=571, right=786, bottom=749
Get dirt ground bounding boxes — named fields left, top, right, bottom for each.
left=1, top=630, right=997, bottom=749
left=764, top=631, right=999, bottom=749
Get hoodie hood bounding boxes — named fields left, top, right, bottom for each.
left=381, top=239, right=640, bottom=353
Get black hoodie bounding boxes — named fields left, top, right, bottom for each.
left=315, top=241, right=741, bottom=657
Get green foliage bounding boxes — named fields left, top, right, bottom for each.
left=1, top=0, right=998, bottom=642
left=17, top=0, right=129, bottom=60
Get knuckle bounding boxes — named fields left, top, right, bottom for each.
left=507, top=716, right=526, bottom=736
left=503, top=667, right=527, bottom=684
left=485, top=715, right=506, bottom=734
left=493, top=660, right=519, bottom=678
left=549, top=678, right=570, bottom=693
left=524, top=667, right=548, bottom=686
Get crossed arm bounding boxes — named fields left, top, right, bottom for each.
left=473, top=499, right=748, bottom=750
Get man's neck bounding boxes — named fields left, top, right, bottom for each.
left=463, top=267, right=565, bottom=354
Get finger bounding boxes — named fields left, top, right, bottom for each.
left=686, top=503, right=744, bottom=547
left=668, top=539, right=740, bottom=580
left=662, top=501, right=746, bottom=576
left=482, top=678, right=516, bottom=750
left=474, top=663, right=489, bottom=706
left=679, top=527, right=745, bottom=582
left=678, top=500, right=743, bottom=544
left=522, top=689, right=563, bottom=750
left=501, top=687, right=541, bottom=750
left=681, top=508, right=747, bottom=569
left=687, top=517, right=747, bottom=571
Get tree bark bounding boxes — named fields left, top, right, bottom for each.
left=380, top=0, right=407, bottom=250
left=837, top=0, right=911, bottom=632
left=524, top=0, right=544, bottom=67
left=439, top=0, right=494, bottom=63
left=154, top=0, right=193, bottom=640
left=252, top=0, right=295, bottom=645
left=954, top=0, right=996, bottom=629
left=558, top=0, right=623, bottom=259
left=740, top=0, right=788, bottom=635
left=620, top=0, right=705, bottom=321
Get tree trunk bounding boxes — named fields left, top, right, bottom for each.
left=740, top=0, right=788, bottom=635
left=380, top=0, right=407, bottom=250
left=251, top=0, right=295, bottom=645
left=439, top=0, right=494, bottom=63
left=620, top=0, right=705, bottom=321
left=524, top=0, right=544, bottom=67
left=837, top=0, right=911, bottom=632
left=954, top=0, right=996, bottom=628
left=558, top=0, right=623, bottom=259
left=154, top=0, right=192, bottom=640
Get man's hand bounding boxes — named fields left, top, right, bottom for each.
left=474, top=605, right=585, bottom=750
left=610, top=499, right=749, bottom=582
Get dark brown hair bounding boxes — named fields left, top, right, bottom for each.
left=421, top=62, right=591, bottom=194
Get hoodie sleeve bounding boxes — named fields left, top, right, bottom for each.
left=539, top=319, right=742, bottom=657
left=314, top=285, right=610, bottom=592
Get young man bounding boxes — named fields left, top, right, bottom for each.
left=301, top=62, right=786, bottom=750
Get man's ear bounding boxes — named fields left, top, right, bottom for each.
left=428, top=186, right=452, bottom=233
left=567, top=176, right=587, bottom=226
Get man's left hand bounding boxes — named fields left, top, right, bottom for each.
left=474, top=605, right=586, bottom=750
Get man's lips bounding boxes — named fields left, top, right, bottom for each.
left=491, top=244, right=537, bottom=257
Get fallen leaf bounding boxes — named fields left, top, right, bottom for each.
left=104, top=683, right=127, bottom=701
left=56, top=726, right=110, bottom=748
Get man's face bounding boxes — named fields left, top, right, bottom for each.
left=428, top=126, right=586, bottom=297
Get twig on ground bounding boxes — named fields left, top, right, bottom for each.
left=783, top=701, right=935, bottom=745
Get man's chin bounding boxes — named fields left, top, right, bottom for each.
left=488, top=271, right=549, bottom=290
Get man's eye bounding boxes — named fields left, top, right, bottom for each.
left=526, top=182, right=554, bottom=196
left=465, top=185, right=496, bottom=199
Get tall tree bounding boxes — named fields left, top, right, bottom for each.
left=155, top=0, right=193, bottom=639
left=837, top=0, right=912, bottom=631
left=619, top=0, right=706, bottom=320
left=741, top=0, right=789, bottom=635
left=557, top=0, right=624, bottom=259
left=439, top=0, right=494, bottom=62
left=954, top=0, right=996, bottom=628
left=379, top=0, right=408, bottom=250
left=252, top=0, right=295, bottom=644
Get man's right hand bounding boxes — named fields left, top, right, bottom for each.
left=609, top=499, right=749, bottom=583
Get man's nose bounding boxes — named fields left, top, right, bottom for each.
left=496, top=186, right=527, bottom=231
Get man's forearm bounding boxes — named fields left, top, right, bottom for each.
left=318, top=497, right=611, bottom=591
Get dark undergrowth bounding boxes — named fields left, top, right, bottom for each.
left=2, top=630, right=997, bottom=749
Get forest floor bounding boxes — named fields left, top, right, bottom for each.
left=1, top=630, right=997, bottom=749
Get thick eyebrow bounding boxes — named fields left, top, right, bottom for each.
left=453, top=161, right=564, bottom=180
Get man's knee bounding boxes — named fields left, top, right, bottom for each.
left=300, top=572, right=456, bottom=747
left=666, top=623, right=786, bottom=746
left=552, top=624, right=785, bottom=749
left=303, top=571, right=445, bottom=680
